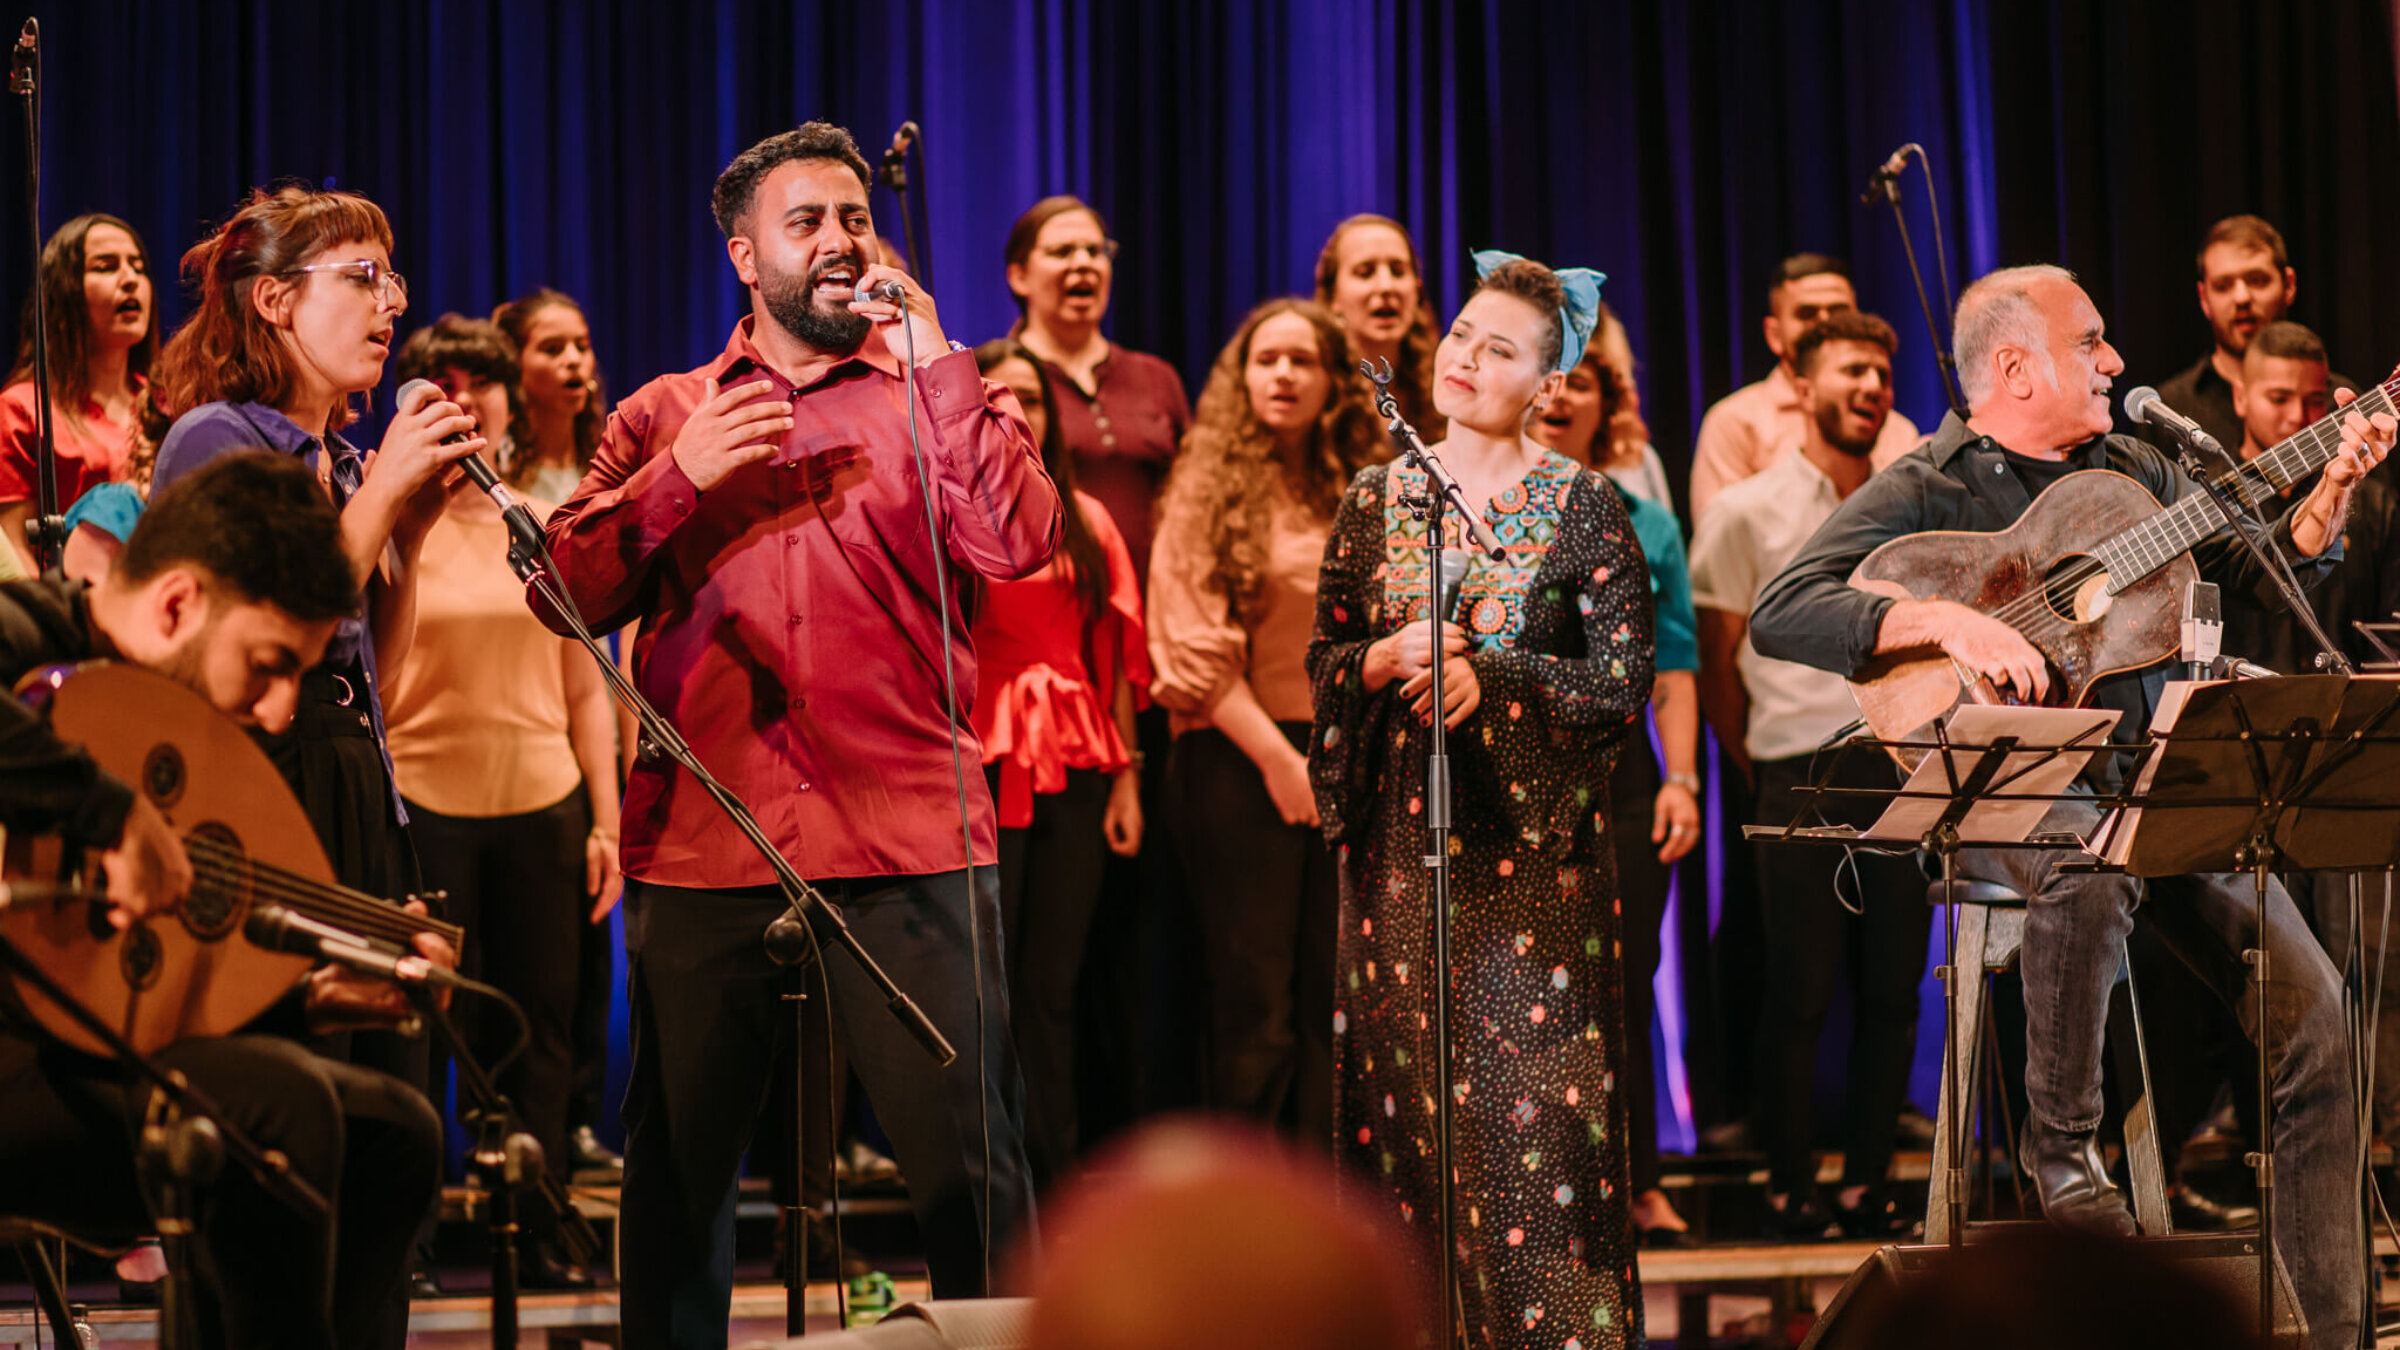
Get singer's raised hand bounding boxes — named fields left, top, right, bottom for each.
left=670, top=376, right=795, bottom=491
left=372, top=379, right=485, bottom=496
left=848, top=265, right=950, bottom=367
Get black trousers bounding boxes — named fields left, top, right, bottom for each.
left=0, top=1031, right=441, bottom=1350
left=1751, top=752, right=1931, bottom=1194
left=406, top=790, right=591, bottom=1187
left=987, top=764, right=1113, bottom=1188
left=1163, top=723, right=1339, bottom=1145
left=618, top=869, right=1034, bottom=1350
left=1607, top=720, right=1671, bottom=1192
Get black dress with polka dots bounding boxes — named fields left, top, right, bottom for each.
left=1308, top=453, right=1655, bottom=1349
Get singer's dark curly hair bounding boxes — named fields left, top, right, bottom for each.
left=121, top=450, right=356, bottom=623
left=712, top=121, right=873, bottom=238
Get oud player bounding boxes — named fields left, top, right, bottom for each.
left=1749, top=264, right=2394, bottom=1350
left=0, top=451, right=451, bottom=1350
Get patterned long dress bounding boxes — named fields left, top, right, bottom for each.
left=1308, top=452, right=1655, bottom=1349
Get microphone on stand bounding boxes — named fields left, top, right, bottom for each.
left=2125, top=386, right=2231, bottom=461
left=395, top=378, right=546, bottom=556
left=1439, top=550, right=1472, bottom=623
left=881, top=119, right=920, bottom=189
left=854, top=279, right=906, bottom=304
left=2181, top=580, right=2222, bottom=681
left=1859, top=144, right=1912, bottom=205
left=245, top=904, right=465, bottom=990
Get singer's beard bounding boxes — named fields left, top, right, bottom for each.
left=762, top=255, right=871, bottom=352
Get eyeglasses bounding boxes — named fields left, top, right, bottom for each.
left=291, top=258, right=409, bottom=308
left=1039, top=240, right=1119, bottom=264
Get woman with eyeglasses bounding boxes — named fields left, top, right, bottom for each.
left=0, top=213, right=158, bottom=578
left=151, top=185, right=482, bottom=911
left=1003, top=195, right=1189, bottom=580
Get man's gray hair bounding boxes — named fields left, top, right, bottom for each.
left=1953, top=264, right=2076, bottom=407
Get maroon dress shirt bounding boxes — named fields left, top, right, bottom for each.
left=1037, top=345, right=1189, bottom=580
left=538, top=318, right=1061, bottom=887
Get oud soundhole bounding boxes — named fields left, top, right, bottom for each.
left=2040, top=554, right=2114, bottom=625
left=142, top=743, right=185, bottom=810
left=180, top=822, right=245, bottom=941
left=120, top=922, right=163, bottom=991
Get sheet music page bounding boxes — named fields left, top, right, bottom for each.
left=1861, top=704, right=2122, bottom=844
left=2090, top=680, right=2204, bottom=866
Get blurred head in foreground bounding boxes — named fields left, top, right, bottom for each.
left=1021, top=1119, right=1421, bottom=1350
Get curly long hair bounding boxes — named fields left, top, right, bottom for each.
left=491, top=288, right=608, bottom=482
left=1313, top=214, right=1442, bottom=439
left=1157, top=298, right=1383, bottom=615
left=154, top=185, right=395, bottom=433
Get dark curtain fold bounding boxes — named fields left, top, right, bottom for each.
left=4, top=0, right=2393, bottom=1146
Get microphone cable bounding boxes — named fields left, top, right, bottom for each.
left=892, top=309, right=999, bottom=1292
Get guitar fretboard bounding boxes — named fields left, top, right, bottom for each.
left=2095, top=375, right=2400, bottom=591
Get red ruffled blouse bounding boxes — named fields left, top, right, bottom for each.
left=972, top=490, right=1152, bottom=827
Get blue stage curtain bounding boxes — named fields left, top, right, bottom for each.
left=7, top=0, right=2394, bottom=1151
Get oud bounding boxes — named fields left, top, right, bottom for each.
left=0, top=662, right=461, bottom=1055
left=1846, top=376, right=2400, bottom=763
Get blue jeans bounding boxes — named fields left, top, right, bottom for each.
left=1960, top=795, right=2358, bottom=1350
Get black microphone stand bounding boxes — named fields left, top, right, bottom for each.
left=880, top=121, right=930, bottom=294
left=0, top=925, right=328, bottom=1350
left=10, top=19, right=60, bottom=570
left=1362, top=359, right=1502, bottom=1349
left=1861, top=143, right=1967, bottom=420
left=402, top=981, right=601, bottom=1350
left=2162, top=428, right=2349, bottom=676
left=503, top=522, right=956, bottom=1335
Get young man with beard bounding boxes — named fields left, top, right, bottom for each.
left=2147, top=215, right=2354, bottom=455
left=1749, top=265, right=2396, bottom=1350
left=1689, top=311, right=1929, bottom=1238
left=0, top=451, right=448, bottom=1350
left=1689, top=254, right=1923, bottom=521
left=536, top=122, right=1057, bottom=1348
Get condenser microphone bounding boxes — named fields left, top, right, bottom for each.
left=2180, top=580, right=2222, bottom=681
left=395, top=378, right=546, bottom=555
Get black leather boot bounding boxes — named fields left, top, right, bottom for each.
left=2018, top=1119, right=2136, bottom=1237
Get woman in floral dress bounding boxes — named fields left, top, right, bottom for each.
left=1309, top=253, right=1654, bottom=1347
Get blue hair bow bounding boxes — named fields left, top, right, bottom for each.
left=1472, top=248, right=1606, bottom=373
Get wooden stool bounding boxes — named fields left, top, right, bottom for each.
left=1924, top=878, right=2170, bottom=1244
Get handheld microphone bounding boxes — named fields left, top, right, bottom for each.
left=245, top=904, right=464, bottom=989
left=395, top=378, right=547, bottom=556
left=2124, top=386, right=2229, bottom=459
left=2180, top=580, right=2222, bottom=681
left=855, top=279, right=907, bottom=305
left=1439, top=550, right=1472, bottom=623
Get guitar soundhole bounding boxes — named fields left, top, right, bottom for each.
left=180, top=822, right=245, bottom=942
left=2040, top=554, right=2114, bottom=625
left=142, top=744, right=185, bottom=810
left=120, top=922, right=162, bottom=991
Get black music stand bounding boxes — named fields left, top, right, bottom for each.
left=1747, top=704, right=2121, bottom=1251
left=2090, top=673, right=2400, bottom=1345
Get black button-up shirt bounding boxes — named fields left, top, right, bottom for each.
left=1749, top=411, right=2330, bottom=788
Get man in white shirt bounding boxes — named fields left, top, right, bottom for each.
left=1689, top=310, right=1927, bottom=1240
left=1689, top=254, right=1922, bottom=521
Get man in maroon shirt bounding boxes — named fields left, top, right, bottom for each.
left=537, top=122, right=1058, bottom=1347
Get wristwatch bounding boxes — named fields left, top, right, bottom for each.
left=1664, top=772, right=1702, bottom=794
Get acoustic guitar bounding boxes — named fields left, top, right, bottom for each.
left=1846, top=374, right=2400, bottom=766
left=0, top=661, right=462, bottom=1056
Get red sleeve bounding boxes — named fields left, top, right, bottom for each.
left=920, top=349, right=1062, bottom=582
left=0, top=386, right=36, bottom=504
left=532, top=397, right=700, bottom=636
left=1085, top=495, right=1152, bottom=708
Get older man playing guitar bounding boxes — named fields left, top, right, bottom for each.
left=1751, top=264, right=2397, bottom=1350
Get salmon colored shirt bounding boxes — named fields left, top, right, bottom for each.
left=1147, top=494, right=1330, bottom=734
left=386, top=501, right=587, bottom=818
left=537, top=318, right=1060, bottom=886
left=1688, top=364, right=1921, bottom=521
left=970, top=490, right=1151, bottom=828
left=0, top=379, right=142, bottom=509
